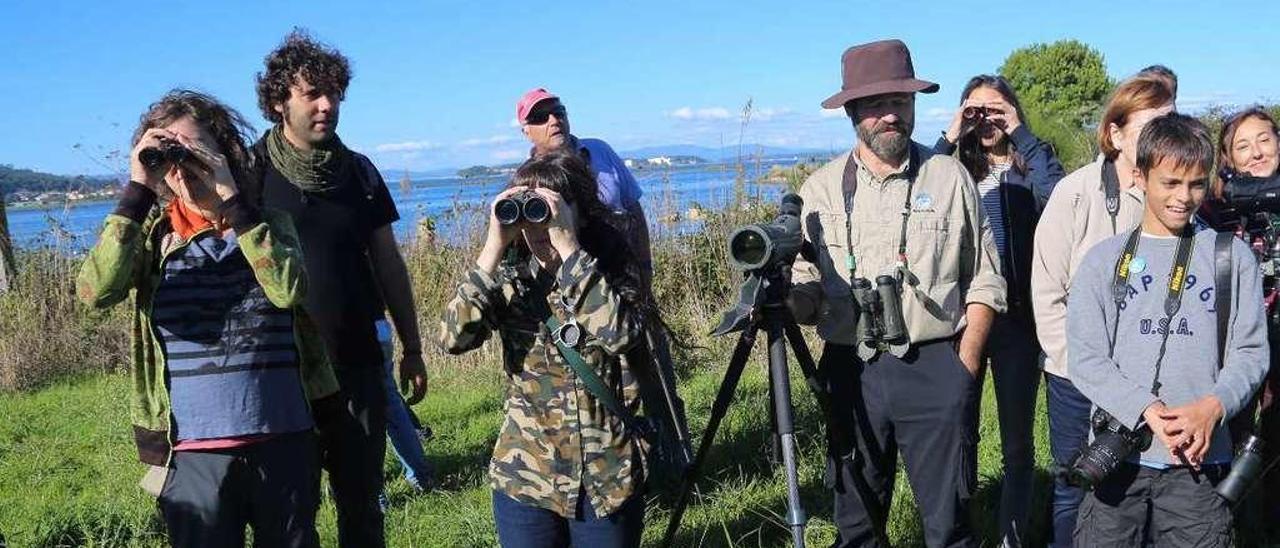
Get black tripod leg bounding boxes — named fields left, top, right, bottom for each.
left=661, top=324, right=759, bottom=547
left=784, top=320, right=828, bottom=416
left=767, top=321, right=807, bottom=548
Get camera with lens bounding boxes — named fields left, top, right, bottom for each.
left=1221, top=169, right=1280, bottom=219
left=494, top=190, right=551, bottom=225
left=1068, top=408, right=1152, bottom=488
left=851, top=275, right=910, bottom=360
left=1217, top=434, right=1267, bottom=505
left=139, top=139, right=190, bottom=170
left=727, top=193, right=805, bottom=272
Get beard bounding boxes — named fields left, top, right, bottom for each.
left=856, top=120, right=911, bottom=164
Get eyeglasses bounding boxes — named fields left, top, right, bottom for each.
left=525, top=105, right=567, bottom=125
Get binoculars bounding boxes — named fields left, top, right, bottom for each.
left=962, top=106, right=997, bottom=121
left=494, top=190, right=551, bottom=225
left=139, top=140, right=190, bottom=170
left=852, top=275, right=910, bottom=360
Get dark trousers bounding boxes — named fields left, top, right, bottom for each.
left=158, top=431, right=320, bottom=548
left=823, top=339, right=980, bottom=548
left=1045, top=373, right=1092, bottom=548
left=1074, top=463, right=1233, bottom=547
left=315, top=366, right=388, bottom=548
left=492, top=489, right=645, bottom=548
left=985, top=315, right=1041, bottom=546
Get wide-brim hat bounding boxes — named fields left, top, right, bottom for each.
left=820, top=39, right=939, bottom=109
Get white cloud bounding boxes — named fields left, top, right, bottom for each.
left=752, top=107, right=794, bottom=121
left=509, top=118, right=522, bottom=128
left=491, top=149, right=526, bottom=161
left=459, top=135, right=517, bottom=147
left=669, top=106, right=732, bottom=121
left=820, top=108, right=846, bottom=119
left=375, top=140, right=438, bottom=153
left=923, top=107, right=954, bottom=124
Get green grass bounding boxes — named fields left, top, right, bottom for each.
left=0, top=349, right=1057, bottom=547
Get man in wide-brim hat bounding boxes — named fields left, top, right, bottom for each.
left=789, top=39, right=1006, bottom=548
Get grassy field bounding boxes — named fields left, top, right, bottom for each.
left=0, top=346, right=1057, bottom=547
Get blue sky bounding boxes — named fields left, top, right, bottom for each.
left=2, top=0, right=1277, bottom=176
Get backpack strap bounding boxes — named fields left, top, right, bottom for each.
left=1216, top=231, right=1234, bottom=369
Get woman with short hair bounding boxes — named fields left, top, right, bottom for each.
left=1030, top=76, right=1174, bottom=548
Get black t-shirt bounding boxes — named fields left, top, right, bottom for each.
left=259, top=147, right=399, bottom=369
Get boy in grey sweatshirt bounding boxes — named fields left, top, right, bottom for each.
left=1067, top=113, right=1269, bottom=547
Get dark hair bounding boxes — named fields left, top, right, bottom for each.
left=1213, top=107, right=1279, bottom=198
left=1098, top=77, right=1175, bottom=160
left=255, top=29, right=351, bottom=124
left=508, top=152, right=667, bottom=336
left=132, top=89, right=257, bottom=205
left=1135, top=113, right=1214, bottom=178
left=955, top=75, right=1029, bottom=182
left=1137, top=64, right=1178, bottom=96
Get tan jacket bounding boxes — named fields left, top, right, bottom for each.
left=1030, top=159, right=1145, bottom=378
left=790, top=144, right=1006, bottom=346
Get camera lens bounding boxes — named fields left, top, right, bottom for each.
left=494, top=198, right=522, bottom=225
left=729, top=227, right=770, bottom=270
left=522, top=195, right=551, bottom=224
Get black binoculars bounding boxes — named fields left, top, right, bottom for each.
left=962, top=106, right=997, bottom=120
left=494, top=190, right=551, bottom=225
left=139, top=140, right=190, bottom=170
left=852, top=275, right=910, bottom=359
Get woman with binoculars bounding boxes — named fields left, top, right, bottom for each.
left=76, top=89, right=338, bottom=547
left=437, top=151, right=667, bottom=548
left=934, top=74, right=1065, bottom=547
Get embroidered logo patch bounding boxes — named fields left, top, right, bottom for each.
left=912, top=192, right=935, bottom=212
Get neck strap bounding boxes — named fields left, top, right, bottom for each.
left=841, top=146, right=920, bottom=280
left=1109, top=225, right=1196, bottom=395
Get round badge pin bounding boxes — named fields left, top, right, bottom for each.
left=1130, top=257, right=1147, bottom=274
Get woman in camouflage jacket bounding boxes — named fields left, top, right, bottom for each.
left=439, top=151, right=663, bottom=548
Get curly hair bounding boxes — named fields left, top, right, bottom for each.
left=507, top=152, right=670, bottom=340
left=132, top=89, right=257, bottom=205
left=255, top=29, right=351, bottom=124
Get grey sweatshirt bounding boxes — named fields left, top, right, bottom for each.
left=1067, top=229, right=1269, bottom=466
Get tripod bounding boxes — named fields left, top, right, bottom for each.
left=661, top=271, right=831, bottom=548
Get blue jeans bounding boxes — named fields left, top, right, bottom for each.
left=492, top=490, right=644, bottom=548
left=377, top=320, right=433, bottom=488
left=1046, top=372, right=1092, bottom=548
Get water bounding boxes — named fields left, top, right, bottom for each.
left=6, top=162, right=791, bottom=252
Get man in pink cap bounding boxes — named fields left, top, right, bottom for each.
left=788, top=39, right=1005, bottom=547
left=515, top=88, right=652, bottom=279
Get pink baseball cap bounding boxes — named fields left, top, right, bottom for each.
left=515, top=88, right=559, bottom=124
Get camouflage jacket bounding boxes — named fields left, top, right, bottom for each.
left=438, top=249, right=647, bottom=518
left=76, top=188, right=338, bottom=468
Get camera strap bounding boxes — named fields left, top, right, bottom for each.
left=840, top=146, right=921, bottom=282
left=1215, top=232, right=1234, bottom=371
left=521, top=275, right=653, bottom=441
left=1109, top=225, right=1195, bottom=395
left=1102, top=160, right=1121, bottom=235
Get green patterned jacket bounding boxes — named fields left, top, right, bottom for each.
left=438, top=249, right=648, bottom=518
left=76, top=187, right=339, bottom=469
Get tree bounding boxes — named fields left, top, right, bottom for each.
left=999, top=40, right=1113, bottom=130
left=999, top=39, right=1114, bottom=171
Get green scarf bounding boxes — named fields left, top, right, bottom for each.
left=266, top=125, right=350, bottom=193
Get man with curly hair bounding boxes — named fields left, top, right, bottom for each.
left=251, top=29, right=429, bottom=548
